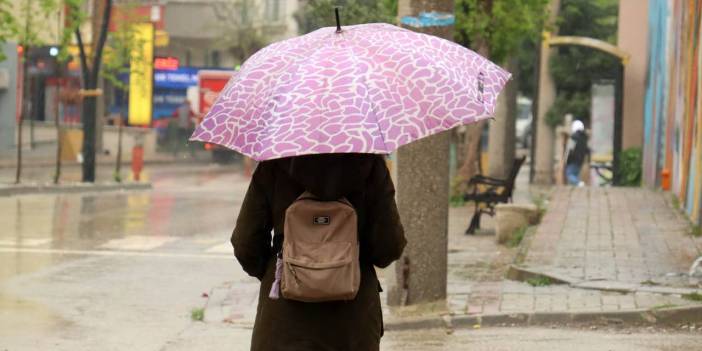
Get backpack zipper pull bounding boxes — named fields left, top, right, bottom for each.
left=287, top=263, right=300, bottom=285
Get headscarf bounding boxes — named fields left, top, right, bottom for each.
left=571, top=120, right=585, bottom=134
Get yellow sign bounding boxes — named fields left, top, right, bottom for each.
left=155, top=30, right=169, bottom=47
left=128, top=23, right=154, bottom=126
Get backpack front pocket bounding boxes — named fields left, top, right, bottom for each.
left=281, top=241, right=360, bottom=302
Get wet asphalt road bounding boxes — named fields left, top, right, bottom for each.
left=1, top=163, right=250, bottom=350
left=1, top=163, right=701, bottom=350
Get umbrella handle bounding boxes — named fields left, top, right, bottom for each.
left=335, top=7, right=342, bottom=33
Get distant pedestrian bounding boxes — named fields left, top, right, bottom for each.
left=565, top=120, right=589, bottom=186
left=232, top=154, right=406, bottom=351
left=174, top=99, right=195, bottom=156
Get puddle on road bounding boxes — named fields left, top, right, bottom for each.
left=0, top=291, right=71, bottom=338
left=0, top=191, right=236, bottom=253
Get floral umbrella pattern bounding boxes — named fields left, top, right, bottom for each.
left=191, top=23, right=511, bottom=161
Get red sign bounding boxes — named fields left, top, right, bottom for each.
left=198, top=70, right=235, bottom=118
left=154, top=57, right=179, bottom=70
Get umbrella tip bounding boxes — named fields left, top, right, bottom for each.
left=334, top=7, right=342, bottom=33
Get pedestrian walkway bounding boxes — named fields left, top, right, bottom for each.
left=205, top=197, right=702, bottom=329
left=518, top=187, right=702, bottom=290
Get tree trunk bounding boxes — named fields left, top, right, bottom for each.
left=458, top=121, right=485, bottom=180
left=388, top=0, right=454, bottom=307
left=15, top=119, right=23, bottom=184
left=81, top=80, right=97, bottom=182
left=115, top=118, right=123, bottom=182
left=53, top=80, right=62, bottom=184
left=15, top=0, right=33, bottom=184
left=78, top=0, right=113, bottom=182
left=456, top=42, right=490, bottom=184
left=15, top=47, right=30, bottom=184
left=533, top=0, right=561, bottom=185
left=487, top=57, right=519, bottom=179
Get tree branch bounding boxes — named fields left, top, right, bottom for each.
left=75, top=27, right=90, bottom=86
left=91, top=0, right=113, bottom=84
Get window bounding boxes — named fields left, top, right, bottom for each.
left=265, top=0, right=283, bottom=22
left=211, top=50, right=221, bottom=68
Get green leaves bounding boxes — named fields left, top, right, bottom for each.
left=618, top=147, right=642, bottom=187
left=0, top=0, right=18, bottom=62
left=294, top=0, right=397, bottom=35
left=547, top=0, right=619, bottom=125
left=58, top=0, right=87, bottom=64
left=101, top=2, right=147, bottom=92
left=454, top=0, right=549, bottom=63
left=0, top=0, right=85, bottom=63
left=210, top=0, right=268, bottom=67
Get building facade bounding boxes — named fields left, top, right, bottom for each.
left=616, top=0, right=649, bottom=149
left=644, top=0, right=702, bottom=225
left=157, top=0, right=299, bottom=69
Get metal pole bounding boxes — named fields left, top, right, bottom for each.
left=612, top=62, right=624, bottom=186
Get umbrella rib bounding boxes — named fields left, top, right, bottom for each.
left=346, top=39, right=389, bottom=154
left=253, top=33, right=333, bottom=159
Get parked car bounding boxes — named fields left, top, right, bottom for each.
left=515, top=96, right=533, bottom=149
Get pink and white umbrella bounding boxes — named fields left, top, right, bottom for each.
left=190, top=23, right=511, bottom=161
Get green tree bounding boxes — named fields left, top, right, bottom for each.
left=100, top=2, right=147, bottom=182
left=546, top=0, right=619, bottom=127
left=453, top=0, right=549, bottom=180
left=294, top=0, right=397, bottom=34
left=9, top=0, right=63, bottom=183
left=0, top=0, right=18, bottom=62
left=212, top=0, right=269, bottom=66
left=70, top=0, right=114, bottom=182
left=455, top=0, right=549, bottom=64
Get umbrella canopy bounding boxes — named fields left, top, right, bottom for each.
left=190, top=23, right=511, bottom=161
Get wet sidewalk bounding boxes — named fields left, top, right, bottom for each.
left=515, top=187, right=702, bottom=292
left=204, top=195, right=702, bottom=330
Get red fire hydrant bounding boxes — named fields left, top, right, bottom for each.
left=131, top=145, right=144, bottom=181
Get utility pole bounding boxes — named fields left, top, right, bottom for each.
left=388, top=0, right=454, bottom=306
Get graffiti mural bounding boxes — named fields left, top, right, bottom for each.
left=644, top=0, right=702, bottom=225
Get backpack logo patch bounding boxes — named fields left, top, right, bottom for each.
left=313, top=216, right=331, bottom=225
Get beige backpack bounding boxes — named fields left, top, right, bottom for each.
left=269, top=192, right=360, bottom=302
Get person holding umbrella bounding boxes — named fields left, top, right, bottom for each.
left=191, top=17, right=510, bottom=351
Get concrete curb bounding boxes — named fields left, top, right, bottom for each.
left=0, top=182, right=152, bottom=197
left=506, top=265, right=702, bottom=296
left=384, top=305, right=702, bottom=331
left=0, top=157, right=213, bottom=169
left=506, top=265, right=572, bottom=285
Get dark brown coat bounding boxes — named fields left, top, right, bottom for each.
left=231, top=154, right=406, bottom=351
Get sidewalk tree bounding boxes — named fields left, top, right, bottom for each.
left=51, top=0, right=86, bottom=184
left=211, top=0, right=268, bottom=66
left=453, top=0, right=548, bottom=183
left=389, top=0, right=453, bottom=307
left=100, top=2, right=146, bottom=182
left=546, top=0, right=619, bottom=127
left=69, top=0, right=113, bottom=182
left=294, top=0, right=397, bottom=34
left=9, top=0, right=62, bottom=183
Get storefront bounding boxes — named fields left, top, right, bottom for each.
left=152, top=64, right=198, bottom=122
